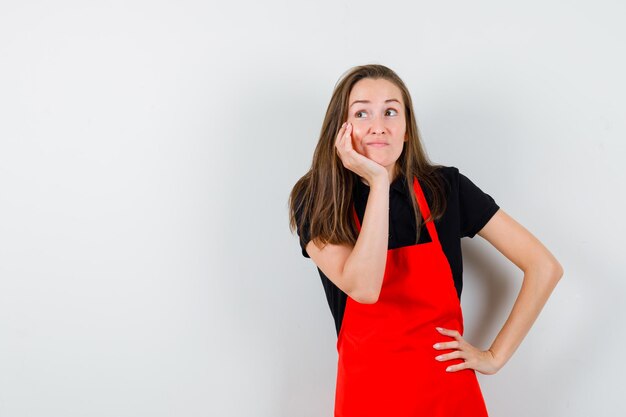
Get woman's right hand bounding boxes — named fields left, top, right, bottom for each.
left=335, top=122, right=388, bottom=184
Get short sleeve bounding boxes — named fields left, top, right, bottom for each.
left=294, top=195, right=312, bottom=258
left=458, top=171, right=500, bottom=238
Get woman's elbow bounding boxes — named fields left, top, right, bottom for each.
left=552, top=259, right=564, bottom=281
left=524, top=255, right=563, bottom=283
left=537, top=257, right=564, bottom=282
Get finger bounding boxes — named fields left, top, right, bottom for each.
left=343, top=123, right=355, bottom=152
left=433, top=340, right=461, bottom=351
left=445, top=361, right=469, bottom=372
left=436, top=327, right=463, bottom=340
left=341, top=123, right=351, bottom=145
left=337, top=122, right=349, bottom=141
left=336, top=124, right=345, bottom=142
left=335, top=136, right=343, bottom=153
left=435, top=350, right=464, bottom=362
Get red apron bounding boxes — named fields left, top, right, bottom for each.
left=334, top=176, right=489, bottom=417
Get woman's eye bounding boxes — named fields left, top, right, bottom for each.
left=355, top=109, right=398, bottom=118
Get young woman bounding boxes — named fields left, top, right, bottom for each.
left=288, top=64, right=563, bottom=417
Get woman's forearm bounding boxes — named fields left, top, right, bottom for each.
left=343, top=177, right=389, bottom=304
left=488, top=261, right=564, bottom=369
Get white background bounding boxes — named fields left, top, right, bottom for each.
left=1, top=1, right=624, bottom=416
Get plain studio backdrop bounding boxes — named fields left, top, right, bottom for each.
left=0, top=1, right=624, bottom=416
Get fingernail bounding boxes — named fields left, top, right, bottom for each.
left=433, top=343, right=440, bottom=348
left=436, top=327, right=443, bottom=331
left=342, top=122, right=346, bottom=127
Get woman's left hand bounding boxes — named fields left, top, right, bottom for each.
left=433, top=327, right=502, bottom=375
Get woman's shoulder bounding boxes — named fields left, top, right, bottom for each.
left=431, top=164, right=495, bottom=199
left=433, top=164, right=460, bottom=181
left=435, top=164, right=500, bottom=238
left=422, top=164, right=460, bottom=194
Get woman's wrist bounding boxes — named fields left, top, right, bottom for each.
left=367, top=173, right=390, bottom=189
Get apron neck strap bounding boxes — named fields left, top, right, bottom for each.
left=411, top=175, right=440, bottom=245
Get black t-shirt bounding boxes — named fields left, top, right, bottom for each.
left=295, top=166, right=500, bottom=336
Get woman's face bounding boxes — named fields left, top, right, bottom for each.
left=346, top=77, right=407, bottom=180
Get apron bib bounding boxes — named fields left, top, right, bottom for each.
left=334, top=176, right=489, bottom=417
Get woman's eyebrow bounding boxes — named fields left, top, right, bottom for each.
left=349, top=98, right=401, bottom=108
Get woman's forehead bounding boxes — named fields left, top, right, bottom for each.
left=349, top=78, right=403, bottom=105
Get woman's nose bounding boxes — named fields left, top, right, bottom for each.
left=371, top=121, right=385, bottom=134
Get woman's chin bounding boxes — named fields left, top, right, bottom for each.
left=364, top=154, right=391, bottom=166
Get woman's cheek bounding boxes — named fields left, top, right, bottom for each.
left=351, top=127, right=363, bottom=146
left=353, top=134, right=366, bottom=154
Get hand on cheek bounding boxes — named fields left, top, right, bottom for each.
left=350, top=126, right=364, bottom=154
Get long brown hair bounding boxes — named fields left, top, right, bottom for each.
left=288, top=64, right=448, bottom=253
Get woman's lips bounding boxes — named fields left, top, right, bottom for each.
left=366, top=143, right=388, bottom=147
